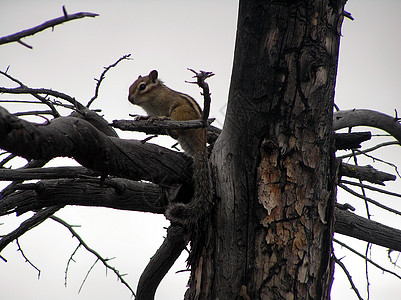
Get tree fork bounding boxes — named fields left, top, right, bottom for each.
left=187, top=0, right=347, bottom=298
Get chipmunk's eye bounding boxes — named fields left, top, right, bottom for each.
left=139, top=83, right=146, bottom=91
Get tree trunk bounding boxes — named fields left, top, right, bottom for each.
left=186, top=0, right=346, bottom=299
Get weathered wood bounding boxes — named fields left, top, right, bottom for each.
left=334, top=131, right=371, bottom=150
left=340, top=162, right=396, bottom=185
left=188, top=0, right=346, bottom=299
left=0, top=178, right=169, bottom=216
left=335, top=209, right=401, bottom=251
left=136, top=225, right=188, bottom=300
left=334, top=109, right=401, bottom=144
left=0, top=107, right=192, bottom=185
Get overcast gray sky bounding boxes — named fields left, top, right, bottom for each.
left=0, top=1, right=400, bottom=299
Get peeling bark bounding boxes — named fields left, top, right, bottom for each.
left=187, top=0, right=346, bottom=298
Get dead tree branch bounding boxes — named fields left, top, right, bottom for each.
left=0, top=86, right=78, bottom=107
left=112, top=118, right=215, bottom=134
left=186, top=69, right=214, bottom=124
left=339, top=179, right=401, bottom=198
left=332, top=253, right=363, bottom=300
left=0, top=106, right=192, bottom=185
left=337, top=141, right=400, bottom=159
left=334, top=131, right=371, bottom=150
left=0, top=6, right=98, bottom=48
left=339, top=162, right=396, bottom=185
left=335, top=209, right=401, bottom=251
left=0, top=206, right=62, bottom=253
left=0, top=178, right=170, bottom=216
left=0, top=69, right=60, bottom=116
left=334, top=238, right=401, bottom=280
left=87, top=54, right=132, bottom=108
left=334, top=109, right=401, bottom=144
left=0, top=166, right=101, bottom=181
left=136, top=225, right=188, bottom=299
left=50, top=215, right=135, bottom=296
left=338, top=183, right=401, bottom=216
left=16, top=238, right=41, bottom=279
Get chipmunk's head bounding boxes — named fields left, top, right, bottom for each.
left=128, top=70, right=160, bottom=106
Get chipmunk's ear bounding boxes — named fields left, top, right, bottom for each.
left=149, top=70, right=158, bottom=82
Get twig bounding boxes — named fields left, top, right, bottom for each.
left=87, top=54, right=132, bottom=108
left=0, top=153, right=17, bottom=167
left=0, top=70, right=60, bottom=117
left=13, top=110, right=55, bottom=117
left=65, top=244, right=81, bottom=287
left=16, top=238, right=41, bottom=279
left=78, top=258, right=99, bottom=293
left=340, top=179, right=401, bottom=199
left=0, top=6, right=98, bottom=47
left=0, top=99, right=46, bottom=104
left=334, top=238, right=401, bottom=280
left=350, top=149, right=371, bottom=219
left=337, top=141, right=399, bottom=159
left=333, top=253, right=363, bottom=300
left=0, top=206, right=62, bottom=252
left=186, top=68, right=214, bottom=124
left=49, top=215, right=135, bottom=297
left=360, top=151, right=401, bottom=179
left=388, top=250, right=401, bottom=270
left=365, top=243, right=371, bottom=300
left=338, top=183, right=401, bottom=216
left=0, top=86, right=78, bottom=107
left=17, top=40, right=33, bottom=49
left=342, top=11, right=354, bottom=21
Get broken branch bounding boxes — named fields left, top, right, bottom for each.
left=0, top=7, right=98, bottom=48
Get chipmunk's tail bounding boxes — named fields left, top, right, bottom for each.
left=165, top=151, right=213, bottom=226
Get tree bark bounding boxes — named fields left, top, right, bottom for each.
left=335, top=209, right=401, bottom=252
left=0, top=107, right=192, bottom=185
left=187, top=1, right=346, bottom=299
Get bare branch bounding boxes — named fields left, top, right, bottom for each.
left=0, top=206, right=62, bottom=253
left=112, top=118, right=215, bottom=134
left=332, top=253, right=363, bottom=300
left=0, top=7, right=98, bottom=48
left=87, top=54, right=132, bottom=108
left=16, top=238, right=41, bottom=279
left=334, top=109, right=401, bottom=144
left=334, top=238, right=401, bottom=280
left=334, top=131, right=371, bottom=150
left=340, top=162, right=396, bottom=185
left=0, top=70, right=60, bottom=117
left=65, top=244, right=80, bottom=287
left=0, top=107, right=192, bottom=185
left=0, top=166, right=101, bottom=181
left=337, top=141, right=400, bottom=159
left=186, top=69, right=214, bottom=124
left=136, top=225, right=188, bottom=299
left=79, top=258, right=99, bottom=293
left=334, top=209, right=401, bottom=251
left=338, top=183, right=401, bottom=216
left=357, top=150, right=401, bottom=178
left=0, top=86, right=78, bottom=107
left=49, top=215, right=135, bottom=296
left=340, top=179, right=401, bottom=199
left=0, top=178, right=170, bottom=216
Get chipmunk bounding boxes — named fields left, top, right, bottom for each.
left=128, top=70, right=212, bottom=226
